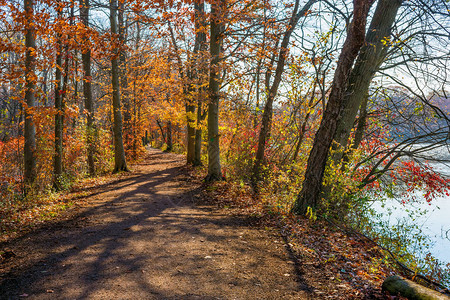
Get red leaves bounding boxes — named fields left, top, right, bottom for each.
left=398, top=160, right=450, bottom=203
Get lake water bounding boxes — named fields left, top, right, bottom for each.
left=372, top=144, right=450, bottom=264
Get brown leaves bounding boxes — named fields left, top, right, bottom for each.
left=197, top=173, right=395, bottom=299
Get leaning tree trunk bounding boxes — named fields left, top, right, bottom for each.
left=252, top=0, right=317, bottom=187
left=333, top=0, right=403, bottom=163
left=80, top=0, right=96, bottom=176
left=110, top=0, right=128, bottom=172
left=206, top=0, right=224, bottom=181
left=292, top=0, right=375, bottom=215
left=352, top=94, right=368, bottom=151
left=24, top=0, right=37, bottom=187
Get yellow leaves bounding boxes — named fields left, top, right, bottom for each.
left=306, top=206, right=317, bottom=221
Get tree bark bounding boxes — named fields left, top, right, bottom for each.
left=186, top=1, right=206, bottom=165
left=165, top=121, right=173, bottom=152
left=186, top=103, right=196, bottom=162
left=24, top=0, right=37, bottom=187
left=118, top=0, right=131, bottom=153
left=53, top=6, right=64, bottom=190
left=132, top=21, right=141, bottom=157
left=206, top=0, right=224, bottom=181
left=194, top=98, right=204, bottom=166
left=80, top=0, right=96, bottom=176
left=333, top=0, right=403, bottom=161
left=193, top=0, right=207, bottom=167
left=252, top=0, right=318, bottom=186
left=352, top=94, right=368, bottom=150
left=292, top=0, right=375, bottom=215
left=292, top=81, right=318, bottom=162
left=156, top=119, right=166, bottom=146
left=110, top=0, right=128, bottom=172
left=382, top=276, right=450, bottom=300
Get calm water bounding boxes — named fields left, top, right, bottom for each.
left=372, top=144, right=450, bottom=264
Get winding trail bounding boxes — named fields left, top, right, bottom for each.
left=0, top=149, right=314, bottom=299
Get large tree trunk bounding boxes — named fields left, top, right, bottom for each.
left=292, top=0, right=375, bottom=215
left=206, top=0, right=224, bottom=181
left=53, top=6, right=64, bottom=190
left=80, top=0, right=96, bottom=176
left=24, top=0, right=37, bottom=187
left=110, top=0, right=128, bottom=172
left=333, top=0, right=403, bottom=161
left=252, top=0, right=317, bottom=187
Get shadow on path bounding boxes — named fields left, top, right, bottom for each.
left=0, top=149, right=314, bottom=299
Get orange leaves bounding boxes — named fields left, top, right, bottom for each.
left=0, top=136, right=24, bottom=183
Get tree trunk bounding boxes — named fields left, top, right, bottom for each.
left=53, top=6, right=64, bottom=190
left=252, top=0, right=318, bottom=187
left=186, top=1, right=206, bottom=164
left=193, top=0, right=207, bottom=167
left=80, top=0, right=96, bottom=176
left=73, top=49, right=79, bottom=129
left=110, top=0, right=128, bottom=173
left=132, top=21, right=141, bottom=157
left=166, top=121, right=173, bottom=152
left=292, top=81, right=318, bottom=162
left=292, top=0, right=375, bottom=215
left=156, top=119, right=165, bottom=145
left=143, top=130, right=148, bottom=145
left=24, top=0, right=37, bottom=187
left=118, top=0, right=131, bottom=153
left=42, top=70, right=48, bottom=105
left=186, top=104, right=196, bottom=162
left=333, top=0, right=403, bottom=161
left=382, top=276, right=450, bottom=300
left=206, top=0, right=224, bottom=181
left=352, top=94, right=368, bottom=150
left=194, top=98, right=204, bottom=166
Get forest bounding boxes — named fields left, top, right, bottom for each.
left=1, top=0, right=450, bottom=296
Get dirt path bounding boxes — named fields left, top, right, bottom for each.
left=0, top=149, right=317, bottom=299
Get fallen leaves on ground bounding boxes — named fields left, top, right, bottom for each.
left=195, top=172, right=400, bottom=299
